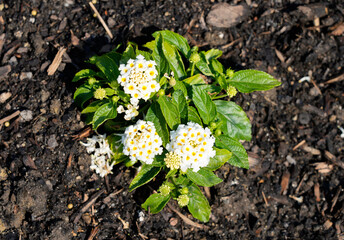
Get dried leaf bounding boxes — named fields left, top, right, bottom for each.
left=47, top=47, right=66, bottom=76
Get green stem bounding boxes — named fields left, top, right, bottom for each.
left=211, top=94, right=227, bottom=100
left=190, top=63, right=195, bottom=76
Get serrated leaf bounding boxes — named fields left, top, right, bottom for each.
left=153, top=30, right=190, bottom=57
left=195, top=52, right=213, bottom=77
left=172, top=90, right=188, bottom=123
left=142, top=193, right=170, bottom=214
left=187, top=106, right=203, bottom=126
left=186, top=168, right=222, bottom=187
left=191, top=86, right=216, bottom=125
left=173, top=80, right=188, bottom=96
left=162, top=40, right=186, bottom=79
left=104, top=88, right=116, bottom=96
left=153, top=34, right=170, bottom=80
left=89, top=55, right=120, bottom=88
left=106, top=51, right=121, bottom=66
left=129, top=165, right=161, bottom=191
left=183, top=74, right=206, bottom=85
left=72, top=69, right=98, bottom=82
left=187, top=183, right=211, bottom=222
left=158, top=95, right=181, bottom=130
left=210, top=59, right=224, bottom=75
left=73, top=84, right=94, bottom=108
left=120, top=43, right=136, bottom=64
left=81, top=100, right=108, bottom=114
left=215, top=135, right=249, bottom=169
left=92, top=102, right=117, bottom=129
left=144, top=40, right=155, bottom=51
left=136, top=49, right=151, bottom=60
left=146, top=102, right=169, bottom=146
left=228, top=70, right=281, bottom=93
left=205, top=49, right=222, bottom=60
left=207, top=147, right=232, bottom=171
left=214, top=100, right=252, bottom=141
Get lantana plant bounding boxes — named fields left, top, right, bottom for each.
left=73, top=30, right=280, bottom=222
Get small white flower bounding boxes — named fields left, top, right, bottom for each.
left=122, top=120, right=163, bottom=164
left=136, top=54, right=145, bottom=60
left=117, top=105, right=125, bottom=113
left=166, top=122, right=216, bottom=172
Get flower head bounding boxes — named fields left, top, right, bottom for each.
left=80, top=134, right=114, bottom=177
left=177, top=194, right=189, bottom=207
left=166, top=122, right=216, bottom=172
left=164, top=152, right=181, bottom=170
left=117, top=55, right=160, bottom=110
left=122, top=120, right=163, bottom=164
left=158, top=184, right=171, bottom=196
left=94, top=88, right=107, bottom=100
left=226, top=85, right=237, bottom=98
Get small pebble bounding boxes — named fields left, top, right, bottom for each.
left=4, top=122, right=10, bottom=127
left=299, top=112, right=311, bottom=125
left=31, top=9, right=37, bottom=16
left=67, top=203, right=73, bottom=209
left=9, top=56, right=18, bottom=65
left=20, top=110, right=34, bottom=122
left=47, top=135, right=58, bottom=149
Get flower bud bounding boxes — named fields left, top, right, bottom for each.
left=226, top=68, right=235, bottom=79
left=159, top=184, right=171, bottom=196
left=169, top=77, right=176, bottom=87
left=189, top=52, right=201, bottom=63
left=94, top=88, right=106, bottom=100
left=180, top=187, right=188, bottom=195
left=226, top=85, right=237, bottom=98
left=177, top=194, right=189, bottom=207
left=88, top=77, right=98, bottom=85
left=112, top=96, right=120, bottom=103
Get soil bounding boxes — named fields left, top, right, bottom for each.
left=1, top=0, right=344, bottom=239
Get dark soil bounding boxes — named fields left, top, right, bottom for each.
left=1, top=0, right=344, bottom=239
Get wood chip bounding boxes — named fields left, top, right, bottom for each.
left=314, top=183, right=321, bottom=202
left=262, top=191, right=269, bottom=206
left=204, top=187, right=211, bottom=199
left=280, top=171, right=290, bottom=195
left=274, top=48, right=285, bottom=63
left=324, top=73, right=344, bottom=84
left=302, top=144, right=321, bottom=155
left=330, top=23, right=344, bottom=36
left=324, top=219, right=333, bottom=230
left=169, top=217, right=178, bottom=226
left=47, top=47, right=66, bottom=75
left=324, top=151, right=344, bottom=170
left=0, top=92, right=12, bottom=103
left=22, top=155, right=37, bottom=170
left=0, top=110, right=20, bottom=125
left=70, top=30, right=80, bottom=46
left=313, top=162, right=333, bottom=174
left=293, top=140, right=306, bottom=151
left=330, top=186, right=342, bottom=212
left=0, top=65, right=11, bottom=81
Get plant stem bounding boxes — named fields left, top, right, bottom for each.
left=211, top=94, right=227, bottom=100
left=191, top=63, right=195, bottom=76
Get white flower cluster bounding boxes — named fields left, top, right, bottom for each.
left=117, top=104, right=139, bottom=121
left=166, top=122, right=216, bottom=172
left=122, top=120, right=163, bottom=164
left=116, top=55, right=160, bottom=120
left=80, top=134, right=114, bottom=177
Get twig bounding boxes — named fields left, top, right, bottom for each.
left=292, top=140, right=306, bottom=151
left=0, top=110, right=20, bottom=125
left=47, top=47, right=66, bottom=75
left=167, top=203, right=209, bottom=230
left=220, top=38, right=242, bottom=50
left=72, top=126, right=92, bottom=140
left=324, top=73, right=344, bottom=84
left=262, top=191, right=269, bottom=206
left=89, top=2, right=113, bottom=39
left=72, top=189, right=106, bottom=224
left=295, top=174, right=307, bottom=194
left=330, top=186, right=342, bottom=212
left=311, top=79, right=322, bottom=95
left=87, top=226, right=99, bottom=240
left=325, top=151, right=344, bottom=170
left=204, top=187, right=211, bottom=199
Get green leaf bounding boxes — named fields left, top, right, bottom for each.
left=187, top=106, right=203, bottom=126
left=153, top=34, right=170, bottom=80
left=129, top=165, right=161, bottom=191
left=136, top=49, right=151, bottom=60
left=172, top=90, right=188, bottom=123
left=195, top=52, right=213, bottom=77
left=166, top=169, right=178, bottom=178
left=73, top=84, right=94, bottom=107
left=107, top=134, right=128, bottom=164
left=215, top=135, right=249, bottom=169
left=186, top=168, right=222, bottom=187
left=215, top=74, right=228, bottom=91
left=89, top=55, right=120, bottom=88
left=207, top=148, right=232, bottom=171
left=153, top=30, right=190, bottom=57
left=173, top=80, right=188, bottom=96
left=214, top=100, right=252, bottom=141
left=104, top=88, right=116, bottom=96
left=187, top=183, right=211, bottom=222
left=228, top=70, right=281, bottom=93
left=106, top=51, right=122, bottom=66
left=210, top=59, right=224, bottom=75
left=194, top=84, right=222, bottom=94
left=92, top=102, right=117, bottom=129
left=205, top=49, right=222, bottom=60
left=142, top=193, right=170, bottom=214
left=120, top=43, right=136, bottom=64
left=162, top=40, right=186, bottom=79
left=72, top=69, right=98, bottom=82
left=158, top=95, right=181, bottom=130
left=144, top=40, right=155, bottom=51
left=81, top=100, right=108, bottom=114
left=183, top=74, right=206, bottom=85
left=124, top=157, right=137, bottom=167
left=191, top=86, right=216, bottom=125
left=146, top=102, right=169, bottom=146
